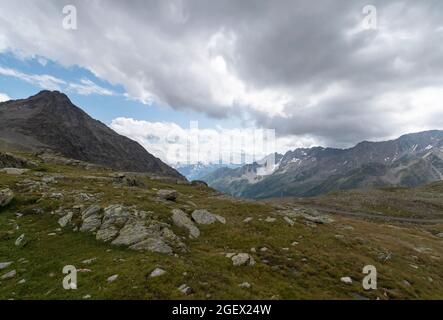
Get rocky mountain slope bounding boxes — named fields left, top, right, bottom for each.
left=0, top=150, right=442, bottom=299
left=0, top=91, right=183, bottom=180
left=203, top=131, right=443, bottom=199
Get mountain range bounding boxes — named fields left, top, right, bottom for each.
left=0, top=91, right=183, bottom=180
left=203, top=130, right=443, bottom=199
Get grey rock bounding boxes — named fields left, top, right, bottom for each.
left=265, top=217, right=276, bottom=223
left=436, top=232, right=443, bottom=238
left=42, top=176, right=56, bottom=184
left=191, top=209, right=218, bottom=225
left=112, top=221, right=152, bottom=246
left=96, top=226, right=119, bottom=242
left=178, top=284, right=193, bottom=295
left=129, top=238, right=172, bottom=254
left=81, top=205, right=101, bottom=220
left=243, top=217, right=253, bottom=223
left=0, top=188, right=14, bottom=207
left=58, top=212, right=73, bottom=227
left=231, top=253, right=256, bottom=266
left=80, top=205, right=102, bottom=232
left=172, top=209, right=200, bottom=238
left=0, top=168, right=29, bottom=175
left=283, top=216, right=295, bottom=226
left=150, top=268, right=166, bottom=278
left=0, top=262, right=12, bottom=270
left=82, top=258, right=97, bottom=265
left=157, top=189, right=178, bottom=201
left=340, top=277, right=353, bottom=284
left=96, top=205, right=130, bottom=242
left=239, top=282, right=252, bottom=288
left=0, top=269, right=16, bottom=280
left=107, top=274, right=118, bottom=283
left=15, top=234, right=26, bottom=247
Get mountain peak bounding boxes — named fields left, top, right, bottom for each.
left=0, top=91, right=185, bottom=180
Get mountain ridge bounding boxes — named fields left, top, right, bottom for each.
left=0, top=90, right=184, bottom=180
left=203, top=130, right=443, bottom=199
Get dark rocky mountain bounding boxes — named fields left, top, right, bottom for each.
left=203, top=131, right=443, bottom=199
left=0, top=90, right=184, bottom=180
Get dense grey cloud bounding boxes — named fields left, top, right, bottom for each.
left=1, top=0, right=443, bottom=147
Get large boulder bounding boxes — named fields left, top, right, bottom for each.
left=157, top=189, right=178, bottom=201
left=231, top=253, right=256, bottom=266
left=0, top=188, right=14, bottom=207
left=191, top=209, right=226, bottom=225
left=171, top=209, right=200, bottom=238
left=0, top=168, right=29, bottom=175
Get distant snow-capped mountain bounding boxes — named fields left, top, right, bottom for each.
left=202, top=130, right=443, bottom=199
left=174, top=162, right=243, bottom=181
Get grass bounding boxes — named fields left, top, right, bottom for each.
left=0, top=152, right=443, bottom=299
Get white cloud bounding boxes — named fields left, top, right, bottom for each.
left=110, top=117, right=318, bottom=165
left=0, top=93, right=11, bottom=102
left=1, top=1, right=443, bottom=148
left=0, top=66, right=65, bottom=91
left=68, top=78, right=115, bottom=96
left=0, top=66, right=115, bottom=96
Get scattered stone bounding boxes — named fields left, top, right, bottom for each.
left=0, top=168, right=29, bottom=175
left=50, top=193, right=63, bottom=200
left=250, top=247, right=256, bottom=253
left=172, top=209, right=200, bottom=238
left=82, top=258, right=97, bottom=265
left=378, top=251, right=392, bottom=262
left=291, top=241, right=299, bottom=246
left=1, top=269, right=16, bottom=280
left=239, top=282, right=252, bottom=289
left=58, top=212, right=73, bottom=227
left=178, top=284, right=193, bottom=295
left=18, top=279, right=26, bottom=284
left=0, top=188, right=14, bottom=207
left=231, top=253, right=256, bottom=266
left=340, top=277, right=353, bottom=284
left=260, top=247, right=268, bottom=252
left=150, top=268, right=166, bottom=278
left=436, top=233, right=443, bottom=238
left=15, top=234, right=26, bottom=247
left=77, top=269, right=92, bottom=273
left=243, top=217, right=253, bottom=223
left=265, top=217, right=276, bottom=223
left=157, top=189, right=178, bottom=201
left=225, top=253, right=236, bottom=258
left=42, top=176, right=56, bottom=184
left=107, top=274, right=118, bottom=283
left=83, top=294, right=91, bottom=299
left=0, top=262, right=12, bottom=270
left=283, top=216, right=295, bottom=226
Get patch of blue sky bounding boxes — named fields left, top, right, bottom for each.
left=0, top=52, right=241, bottom=130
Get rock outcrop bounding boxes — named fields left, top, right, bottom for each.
left=57, top=204, right=186, bottom=254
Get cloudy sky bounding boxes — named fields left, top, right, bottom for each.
left=0, top=0, right=443, bottom=164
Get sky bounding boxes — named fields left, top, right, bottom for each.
left=0, top=0, right=443, bottom=165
